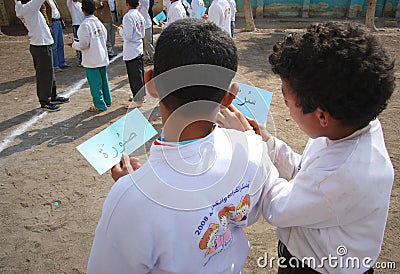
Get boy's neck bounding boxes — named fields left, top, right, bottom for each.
left=160, top=103, right=216, bottom=142
left=162, top=120, right=215, bottom=142
left=325, top=120, right=362, bottom=140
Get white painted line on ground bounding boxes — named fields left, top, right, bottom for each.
left=0, top=110, right=46, bottom=153
left=0, top=53, right=123, bottom=153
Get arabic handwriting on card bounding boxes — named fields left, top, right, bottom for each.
left=237, top=97, right=256, bottom=106
left=97, top=131, right=138, bottom=159
left=76, top=108, right=157, bottom=175
left=232, top=83, right=273, bottom=126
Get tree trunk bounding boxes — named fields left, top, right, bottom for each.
left=365, top=0, right=378, bottom=31
left=243, top=0, right=255, bottom=31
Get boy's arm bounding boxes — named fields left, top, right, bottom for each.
left=265, top=136, right=302, bottom=181
left=39, top=3, right=52, bottom=27
left=246, top=143, right=280, bottom=226
left=87, top=176, right=155, bottom=273
left=262, top=173, right=337, bottom=229
left=119, top=16, right=135, bottom=41
left=72, top=23, right=90, bottom=50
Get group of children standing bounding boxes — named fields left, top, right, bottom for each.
left=70, top=0, right=152, bottom=111
left=162, top=0, right=236, bottom=37
left=70, top=0, right=238, bottom=112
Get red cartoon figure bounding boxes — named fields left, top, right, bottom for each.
left=199, top=223, right=219, bottom=256
left=234, top=194, right=250, bottom=222
left=216, top=206, right=233, bottom=247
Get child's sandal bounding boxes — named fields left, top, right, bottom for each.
left=88, top=105, right=103, bottom=112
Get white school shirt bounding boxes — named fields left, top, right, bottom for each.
left=163, top=0, right=171, bottom=13
left=15, top=0, right=54, bottom=46
left=165, top=0, right=186, bottom=27
left=87, top=127, right=280, bottom=273
left=263, top=119, right=394, bottom=274
left=72, top=15, right=109, bottom=68
left=66, top=0, right=85, bottom=26
left=139, top=0, right=152, bottom=29
left=47, top=0, right=61, bottom=19
left=208, top=0, right=231, bottom=35
left=227, top=0, right=236, bottom=21
left=118, top=8, right=145, bottom=61
left=189, top=0, right=204, bottom=18
left=108, top=0, right=116, bottom=12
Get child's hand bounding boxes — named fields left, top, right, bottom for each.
left=246, top=117, right=272, bottom=142
left=111, top=153, right=142, bottom=182
left=202, top=14, right=208, bottom=20
left=217, top=104, right=253, bottom=132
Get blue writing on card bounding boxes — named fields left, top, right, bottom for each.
left=195, top=5, right=207, bottom=18
left=152, top=11, right=167, bottom=25
left=76, top=108, right=157, bottom=175
left=232, top=83, right=273, bottom=126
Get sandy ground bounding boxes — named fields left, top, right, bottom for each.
left=0, top=17, right=399, bottom=273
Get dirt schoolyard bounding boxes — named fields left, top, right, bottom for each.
left=0, top=17, right=399, bottom=273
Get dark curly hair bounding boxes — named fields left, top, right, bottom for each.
left=269, top=21, right=395, bottom=127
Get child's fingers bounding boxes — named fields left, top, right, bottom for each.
left=129, top=156, right=142, bottom=171
left=246, top=117, right=259, bottom=129
left=121, top=153, right=134, bottom=173
left=216, top=111, right=226, bottom=127
left=111, top=161, right=124, bottom=182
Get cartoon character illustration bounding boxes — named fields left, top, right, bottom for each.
left=199, top=223, right=219, bottom=256
left=234, top=194, right=250, bottom=221
left=216, top=207, right=233, bottom=247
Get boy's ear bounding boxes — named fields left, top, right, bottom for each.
left=315, top=108, right=330, bottom=127
left=221, top=83, right=239, bottom=107
left=144, top=69, right=159, bottom=99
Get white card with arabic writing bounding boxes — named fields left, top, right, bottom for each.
left=76, top=108, right=157, bottom=175
left=232, top=83, right=273, bottom=126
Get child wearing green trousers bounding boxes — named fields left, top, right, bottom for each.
left=72, top=0, right=111, bottom=111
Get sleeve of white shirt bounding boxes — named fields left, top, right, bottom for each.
left=265, top=136, right=301, bottom=181
left=72, top=22, right=90, bottom=50
left=207, top=4, right=222, bottom=26
left=26, top=0, right=46, bottom=13
left=262, top=141, right=356, bottom=229
left=246, top=141, right=281, bottom=226
left=166, top=6, right=179, bottom=26
left=87, top=176, right=156, bottom=273
left=119, top=14, right=135, bottom=41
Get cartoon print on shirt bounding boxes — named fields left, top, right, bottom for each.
left=234, top=194, right=250, bottom=222
left=215, top=206, right=233, bottom=248
left=224, top=7, right=230, bottom=19
left=199, top=223, right=219, bottom=256
left=197, top=182, right=251, bottom=265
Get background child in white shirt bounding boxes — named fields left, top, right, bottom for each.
left=117, top=0, right=146, bottom=105
left=218, top=21, right=395, bottom=274
left=72, top=0, right=112, bottom=111
left=66, top=0, right=85, bottom=65
left=139, top=0, right=155, bottom=63
left=207, top=0, right=231, bottom=36
left=161, top=0, right=186, bottom=28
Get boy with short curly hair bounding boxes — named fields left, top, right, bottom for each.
left=219, top=21, right=395, bottom=274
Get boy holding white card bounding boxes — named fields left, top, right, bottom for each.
left=218, top=22, right=395, bottom=273
left=87, top=19, right=281, bottom=273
